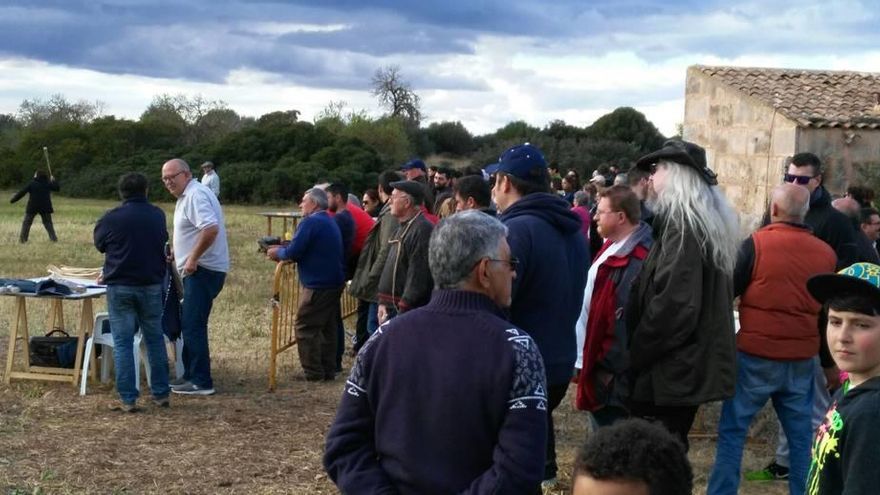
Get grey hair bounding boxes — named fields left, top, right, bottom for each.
left=648, top=160, right=740, bottom=275
left=166, top=158, right=192, bottom=175
left=573, top=190, right=590, bottom=206
left=429, top=210, right=508, bottom=289
left=305, top=188, right=329, bottom=210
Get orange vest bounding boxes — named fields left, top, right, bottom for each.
left=738, top=223, right=836, bottom=360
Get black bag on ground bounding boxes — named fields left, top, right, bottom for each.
left=29, top=329, right=79, bottom=368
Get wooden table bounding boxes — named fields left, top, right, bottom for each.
left=3, top=282, right=106, bottom=388
left=257, top=211, right=302, bottom=237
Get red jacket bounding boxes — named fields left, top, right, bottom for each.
left=575, top=223, right=652, bottom=412
left=347, top=202, right=375, bottom=257
left=738, top=222, right=836, bottom=360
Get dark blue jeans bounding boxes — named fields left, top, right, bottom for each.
left=707, top=351, right=814, bottom=495
left=107, top=284, right=169, bottom=404
left=181, top=267, right=226, bottom=389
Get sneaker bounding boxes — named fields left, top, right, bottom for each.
left=108, top=401, right=140, bottom=413
left=169, top=378, right=190, bottom=390
left=171, top=383, right=216, bottom=396
left=745, top=461, right=789, bottom=481
left=152, top=397, right=171, bottom=408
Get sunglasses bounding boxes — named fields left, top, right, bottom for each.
left=783, top=173, right=815, bottom=185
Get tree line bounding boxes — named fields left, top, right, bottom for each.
left=0, top=67, right=668, bottom=203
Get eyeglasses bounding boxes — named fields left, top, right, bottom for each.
left=783, top=173, right=815, bottom=185
left=485, top=256, right=519, bottom=272
left=595, top=209, right=620, bottom=216
left=161, top=170, right=186, bottom=183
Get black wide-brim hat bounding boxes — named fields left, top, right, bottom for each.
left=635, top=139, right=718, bottom=186
left=807, top=262, right=880, bottom=305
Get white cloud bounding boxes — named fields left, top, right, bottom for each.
left=245, top=22, right=352, bottom=36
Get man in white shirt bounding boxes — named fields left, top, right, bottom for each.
left=161, top=158, right=230, bottom=396
left=573, top=185, right=652, bottom=427
left=200, top=161, right=220, bottom=198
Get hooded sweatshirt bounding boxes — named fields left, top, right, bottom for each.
left=807, top=376, right=880, bottom=495
left=500, top=192, right=590, bottom=386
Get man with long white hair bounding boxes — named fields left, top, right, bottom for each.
left=626, top=139, right=740, bottom=450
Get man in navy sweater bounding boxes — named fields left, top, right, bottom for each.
left=268, top=188, right=345, bottom=381
left=94, top=172, right=170, bottom=411
left=324, top=210, right=548, bottom=494
left=489, top=143, right=590, bottom=489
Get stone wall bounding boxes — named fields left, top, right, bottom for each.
left=798, top=128, right=880, bottom=195
left=683, top=67, right=799, bottom=232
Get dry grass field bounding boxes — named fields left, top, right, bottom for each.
left=0, top=192, right=789, bottom=494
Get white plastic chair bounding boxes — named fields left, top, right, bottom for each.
left=139, top=336, right=184, bottom=387
left=79, top=312, right=142, bottom=396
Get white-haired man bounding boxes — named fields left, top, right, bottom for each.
left=627, top=139, right=740, bottom=449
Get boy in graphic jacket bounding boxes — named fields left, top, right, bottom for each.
left=805, top=262, right=880, bottom=494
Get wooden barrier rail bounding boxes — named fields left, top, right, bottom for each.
left=268, top=261, right=358, bottom=391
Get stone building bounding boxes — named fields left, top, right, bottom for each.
left=684, top=65, right=880, bottom=227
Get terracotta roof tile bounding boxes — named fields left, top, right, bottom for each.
left=694, top=65, right=880, bottom=129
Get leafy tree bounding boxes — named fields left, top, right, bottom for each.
left=257, top=110, right=301, bottom=127
left=425, top=121, right=474, bottom=156
left=493, top=120, right=541, bottom=142
left=586, top=107, right=665, bottom=151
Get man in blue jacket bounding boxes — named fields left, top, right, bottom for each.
left=489, top=143, right=590, bottom=489
left=324, top=210, right=548, bottom=494
left=94, top=172, right=170, bottom=412
left=268, top=188, right=345, bottom=381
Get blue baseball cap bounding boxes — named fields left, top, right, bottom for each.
left=808, top=262, right=880, bottom=304
left=485, top=143, right=548, bottom=183
left=400, top=159, right=427, bottom=172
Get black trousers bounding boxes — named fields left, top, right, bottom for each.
left=352, top=299, right=370, bottom=354
left=20, top=211, right=57, bottom=243
left=544, top=382, right=570, bottom=481
left=630, top=400, right=699, bottom=451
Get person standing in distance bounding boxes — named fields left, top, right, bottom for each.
left=10, top=170, right=59, bottom=243
left=200, top=161, right=220, bottom=198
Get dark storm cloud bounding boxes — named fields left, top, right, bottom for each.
left=0, top=0, right=877, bottom=91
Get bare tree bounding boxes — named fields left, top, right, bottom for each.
left=17, top=94, right=104, bottom=129
left=370, top=65, right=421, bottom=124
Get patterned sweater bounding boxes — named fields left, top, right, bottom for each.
left=323, top=290, right=548, bottom=494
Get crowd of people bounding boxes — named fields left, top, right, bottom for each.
left=318, top=141, right=880, bottom=495
left=30, top=136, right=878, bottom=494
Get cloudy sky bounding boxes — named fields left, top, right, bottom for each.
left=1, top=1, right=879, bottom=137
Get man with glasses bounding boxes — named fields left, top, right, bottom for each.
left=859, top=208, right=880, bottom=263
left=489, top=143, right=590, bottom=491
left=573, top=185, right=652, bottom=428
left=782, top=152, right=857, bottom=270
left=161, top=158, right=229, bottom=396
left=325, top=211, right=548, bottom=494
left=376, top=181, right=434, bottom=323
